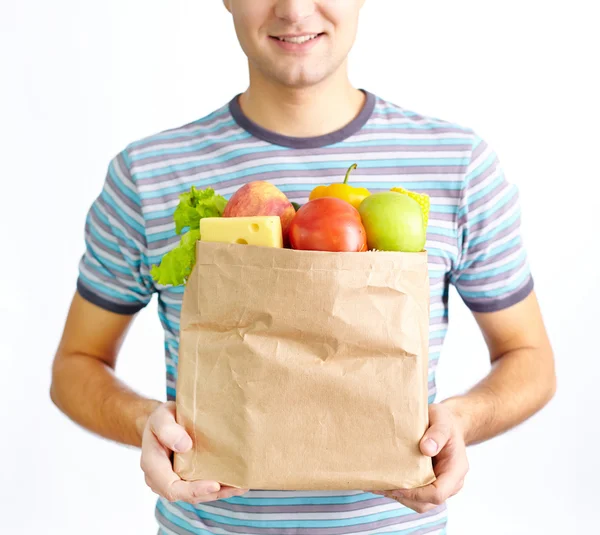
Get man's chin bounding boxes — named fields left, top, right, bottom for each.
left=270, top=70, right=330, bottom=90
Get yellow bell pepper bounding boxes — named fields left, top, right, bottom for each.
left=309, top=163, right=370, bottom=209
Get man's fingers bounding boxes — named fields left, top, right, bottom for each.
left=166, top=479, right=223, bottom=503
left=180, top=486, right=249, bottom=505
left=390, top=483, right=445, bottom=506
left=420, top=423, right=452, bottom=457
left=149, top=401, right=192, bottom=453
left=371, top=491, right=443, bottom=514
left=388, top=494, right=439, bottom=514
left=140, top=402, right=244, bottom=505
left=166, top=484, right=248, bottom=504
left=141, top=429, right=221, bottom=502
left=372, top=404, right=469, bottom=511
left=154, top=423, right=192, bottom=453
left=393, top=452, right=467, bottom=505
left=420, top=404, right=459, bottom=457
left=215, top=487, right=250, bottom=501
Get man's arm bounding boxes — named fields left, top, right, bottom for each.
left=443, top=289, right=556, bottom=446
left=50, top=291, right=248, bottom=503
left=374, top=134, right=557, bottom=512
left=377, top=289, right=556, bottom=512
left=50, top=291, right=162, bottom=447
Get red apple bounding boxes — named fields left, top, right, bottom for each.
left=223, top=181, right=296, bottom=243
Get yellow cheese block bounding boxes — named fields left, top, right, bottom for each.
left=199, top=216, right=283, bottom=248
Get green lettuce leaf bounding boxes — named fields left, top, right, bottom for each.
left=150, top=186, right=228, bottom=286
left=173, top=186, right=227, bottom=235
left=150, top=229, right=200, bottom=286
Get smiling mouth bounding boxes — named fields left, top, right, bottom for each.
left=270, top=33, right=324, bottom=44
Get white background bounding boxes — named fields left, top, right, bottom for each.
left=1, top=1, right=598, bottom=533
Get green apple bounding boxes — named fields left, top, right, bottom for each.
left=358, top=192, right=426, bottom=252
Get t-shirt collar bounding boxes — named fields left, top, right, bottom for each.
left=228, top=89, right=376, bottom=149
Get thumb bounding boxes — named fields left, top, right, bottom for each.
left=149, top=402, right=193, bottom=453
left=420, top=422, right=452, bottom=457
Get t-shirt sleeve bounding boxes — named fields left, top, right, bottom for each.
left=451, top=134, right=534, bottom=313
left=76, top=148, right=155, bottom=314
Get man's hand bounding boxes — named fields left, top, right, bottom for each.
left=141, top=401, right=249, bottom=504
left=374, top=403, right=468, bottom=513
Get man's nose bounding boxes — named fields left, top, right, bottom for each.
left=274, top=0, right=317, bottom=23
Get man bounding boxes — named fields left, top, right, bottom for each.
left=50, top=1, right=556, bottom=533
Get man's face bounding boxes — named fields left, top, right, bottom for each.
left=223, top=0, right=365, bottom=88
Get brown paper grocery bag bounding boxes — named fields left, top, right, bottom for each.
left=173, top=240, right=435, bottom=491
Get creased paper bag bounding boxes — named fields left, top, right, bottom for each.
left=173, top=240, right=435, bottom=490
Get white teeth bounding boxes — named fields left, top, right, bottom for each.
left=277, top=34, right=319, bottom=44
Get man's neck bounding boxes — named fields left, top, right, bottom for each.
left=237, top=70, right=366, bottom=138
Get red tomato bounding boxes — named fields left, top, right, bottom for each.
left=289, top=197, right=368, bottom=252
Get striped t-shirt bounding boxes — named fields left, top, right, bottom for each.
left=77, top=89, right=534, bottom=535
